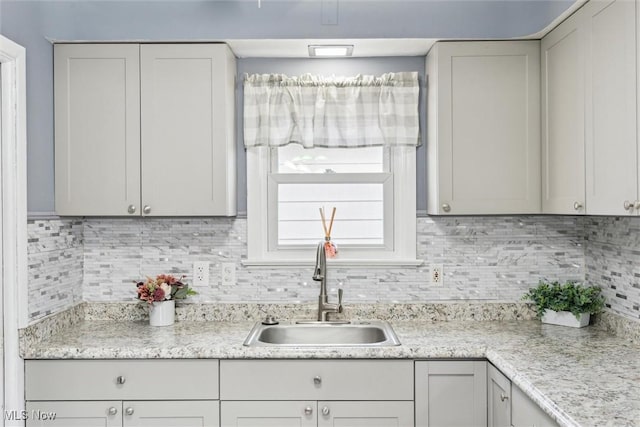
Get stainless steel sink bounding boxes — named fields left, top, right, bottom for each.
left=243, top=320, right=401, bottom=347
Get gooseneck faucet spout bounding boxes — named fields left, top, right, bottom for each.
left=312, top=241, right=343, bottom=321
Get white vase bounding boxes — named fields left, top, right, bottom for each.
left=149, top=300, right=175, bottom=327
left=541, top=309, right=590, bottom=328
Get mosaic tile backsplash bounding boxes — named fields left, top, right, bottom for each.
left=79, top=216, right=583, bottom=303
left=585, top=216, right=640, bottom=321
left=27, top=219, right=83, bottom=321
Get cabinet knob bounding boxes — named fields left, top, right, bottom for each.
left=108, top=407, right=118, bottom=416
left=500, top=392, right=509, bottom=402
left=624, top=200, right=634, bottom=211
left=304, top=406, right=313, bottom=416
left=441, top=203, right=451, bottom=213
left=142, top=205, right=151, bottom=215
left=635, top=201, right=640, bottom=210
left=127, top=205, right=136, bottom=214
left=313, top=376, right=322, bottom=385
left=573, top=201, right=583, bottom=211
left=322, top=406, right=330, bottom=416
left=116, top=375, right=126, bottom=385
left=125, top=407, right=134, bottom=416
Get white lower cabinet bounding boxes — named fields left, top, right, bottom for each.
left=511, top=386, right=558, bottom=427
left=487, top=364, right=511, bottom=427
left=26, top=400, right=219, bottom=427
left=415, top=360, right=487, bottom=427
left=219, top=360, right=414, bottom=427
left=24, top=360, right=220, bottom=427
left=221, top=401, right=413, bottom=427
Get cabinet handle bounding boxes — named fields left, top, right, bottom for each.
left=624, top=200, right=634, bottom=211
left=313, top=376, right=322, bottom=385
left=441, top=203, right=451, bottom=213
left=125, top=407, right=134, bottom=416
left=573, top=201, right=583, bottom=211
left=500, top=392, right=509, bottom=402
left=304, top=406, right=313, bottom=416
left=127, top=205, right=136, bottom=214
left=116, top=375, right=126, bottom=385
left=108, top=407, right=118, bottom=416
left=322, top=406, right=330, bottom=416
left=143, top=205, right=151, bottom=215
left=635, top=201, right=640, bottom=210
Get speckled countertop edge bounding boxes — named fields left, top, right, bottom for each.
left=20, top=303, right=640, bottom=427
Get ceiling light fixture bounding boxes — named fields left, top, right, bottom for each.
left=308, top=45, right=354, bottom=58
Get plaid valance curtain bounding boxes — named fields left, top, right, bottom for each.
left=243, top=72, right=420, bottom=148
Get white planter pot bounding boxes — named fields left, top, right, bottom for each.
left=541, top=309, right=590, bottom=328
left=149, top=300, right=175, bottom=327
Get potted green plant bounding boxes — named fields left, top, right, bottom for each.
left=522, top=281, right=604, bottom=328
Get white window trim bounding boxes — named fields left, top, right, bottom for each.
left=246, top=145, right=418, bottom=266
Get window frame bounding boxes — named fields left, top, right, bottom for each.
left=246, top=145, right=417, bottom=266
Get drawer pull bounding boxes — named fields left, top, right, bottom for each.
left=116, top=376, right=126, bottom=385
left=500, top=392, right=509, bottom=402
left=313, top=376, right=322, bottom=385
left=304, top=406, right=313, bottom=416
left=108, top=407, right=117, bottom=416
left=322, top=406, right=330, bottom=416
left=125, top=407, right=134, bottom=416
left=442, top=203, right=451, bottom=213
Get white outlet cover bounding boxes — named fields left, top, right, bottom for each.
left=193, top=261, right=209, bottom=286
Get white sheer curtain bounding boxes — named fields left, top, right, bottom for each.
left=243, top=72, right=420, bottom=148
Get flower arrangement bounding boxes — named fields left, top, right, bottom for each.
left=136, top=274, right=196, bottom=305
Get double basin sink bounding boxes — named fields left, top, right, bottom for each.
left=243, top=320, right=401, bottom=347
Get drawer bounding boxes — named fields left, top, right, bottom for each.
left=25, top=359, right=219, bottom=400
left=219, top=359, right=413, bottom=400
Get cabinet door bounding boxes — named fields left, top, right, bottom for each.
left=54, top=44, right=141, bottom=216
left=541, top=11, right=586, bottom=214
left=487, top=364, right=511, bottom=427
left=123, top=400, right=219, bottom=427
left=511, top=386, right=558, bottom=427
left=415, top=361, right=487, bottom=427
left=140, top=44, right=236, bottom=216
left=426, top=41, right=540, bottom=215
left=583, top=0, right=638, bottom=215
left=317, top=401, right=414, bottom=427
left=26, top=401, right=122, bottom=427
left=220, top=401, right=316, bottom=427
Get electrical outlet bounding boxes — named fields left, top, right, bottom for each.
left=193, top=261, right=209, bottom=287
left=430, top=264, right=444, bottom=286
left=221, top=262, right=236, bottom=286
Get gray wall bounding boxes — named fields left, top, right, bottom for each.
left=0, top=0, right=573, bottom=213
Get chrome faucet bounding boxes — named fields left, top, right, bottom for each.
left=312, top=241, right=343, bottom=321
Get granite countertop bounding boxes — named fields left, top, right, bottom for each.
left=22, top=318, right=640, bottom=427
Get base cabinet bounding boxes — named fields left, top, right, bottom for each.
left=511, top=386, right=558, bottom=427
left=487, top=364, right=511, bottom=427
left=26, top=400, right=219, bottom=427
left=415, top=360, right=487, bottom=427
left=220, top=401, right=413, bottom=427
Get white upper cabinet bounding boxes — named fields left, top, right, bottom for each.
left=541, top=11, right=586, bottom=214
left=54, top=44, right=141, bottom=216
left=140, top=44, right=236, bottom=216
left=55, top=43, right=236, bottom=216
left=584, top=0, right=638, bottom=215
left=426, top=41, right=541, bottom=215
left=542, top=0, right=639, bottom=215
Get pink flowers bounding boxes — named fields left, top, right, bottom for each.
left=135, top=274, right=197, bottom=305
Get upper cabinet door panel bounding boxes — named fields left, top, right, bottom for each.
left=54, top=44, right=141, bottom=216
left=427, top=41, right=541, bottom=215
left=140, top=44, right=236, bottom=216
left=584, top=0, right=638, bottom=215
left=541, top=12, right=586, bottom=214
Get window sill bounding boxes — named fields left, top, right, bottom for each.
left=242, top=259, right=424, bottom=268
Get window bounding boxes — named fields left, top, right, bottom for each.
left=243, top=72, right=419, bottom=265
left=246, top=144, right=416, bottom=265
